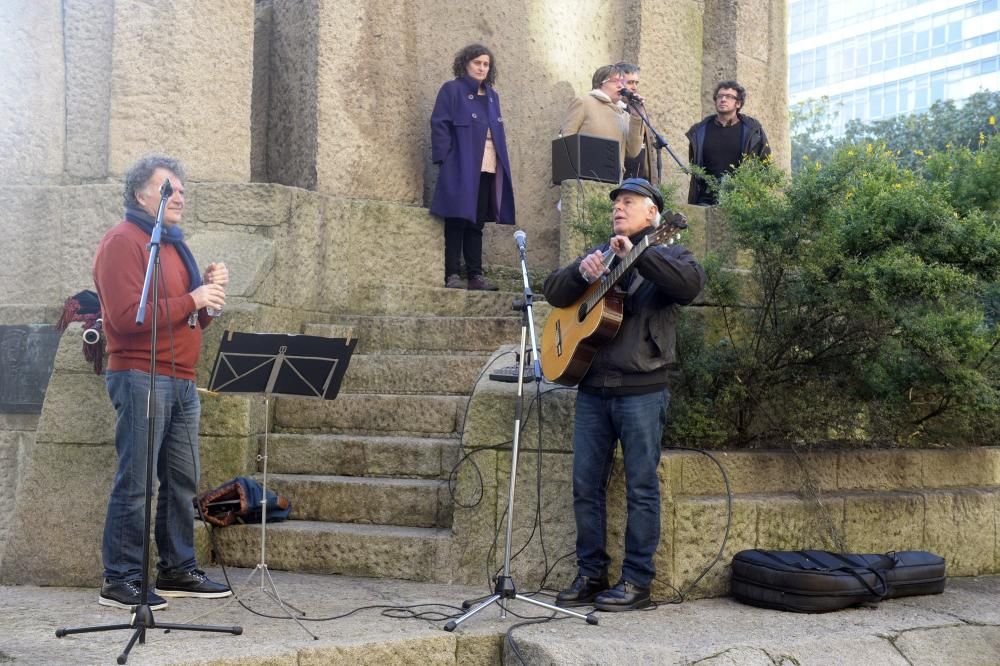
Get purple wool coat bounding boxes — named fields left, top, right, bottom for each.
left=429, top=75, right=515, bottom=225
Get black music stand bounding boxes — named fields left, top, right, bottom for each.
left=206, top=331, right=357, bottom=638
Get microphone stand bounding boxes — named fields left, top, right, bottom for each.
left=443, top=233, right=598, bottom=632
left=56, top=180, right=241, bottom=664
left=626, top=95, right=686, bottom=182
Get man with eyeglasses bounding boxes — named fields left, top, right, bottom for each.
left=685, top=80, right=770, bottom=205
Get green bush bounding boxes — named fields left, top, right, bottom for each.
left=668, top=130, right=1000, bottom=447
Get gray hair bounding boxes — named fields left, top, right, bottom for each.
left=123, top=154, right=186, bottom=206
left=643, top=197, right=662, bottom=227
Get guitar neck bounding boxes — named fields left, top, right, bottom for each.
left=587, top=235, right=651, bottom=307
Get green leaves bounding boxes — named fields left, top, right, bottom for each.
left=669, top=132, right=1000, bottom=447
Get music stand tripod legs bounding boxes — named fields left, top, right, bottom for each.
left=443, top=243, right=598, bottom=632
left=234, top=395, right=317, bottom=640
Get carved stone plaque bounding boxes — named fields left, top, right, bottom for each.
left=0, top=325, right=61, bottom=413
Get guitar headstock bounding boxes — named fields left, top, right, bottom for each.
left=648, top=210, right=688, bottom=246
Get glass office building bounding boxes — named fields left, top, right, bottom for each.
left=789, top=0, right=1000, bottom=135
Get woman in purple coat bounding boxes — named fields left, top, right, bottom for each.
left=430, top=44, right=516, bottom=291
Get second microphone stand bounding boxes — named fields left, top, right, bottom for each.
left=443, top=233, right=598, bottom=632
left=625, top=93, right=686, bottom=183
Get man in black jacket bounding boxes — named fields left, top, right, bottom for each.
left=544, top=178, right=705, bottom=611
left=686, top=80, right=770, bottom=205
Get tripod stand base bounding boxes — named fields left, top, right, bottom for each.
left=56, top=603, right=242, bottom=665
left=442, top=576, right=598, bottom=632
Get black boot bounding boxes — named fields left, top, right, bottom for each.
left=593, top=579, right=650, bottom=611
left=556, top=574, right=609, bottom=607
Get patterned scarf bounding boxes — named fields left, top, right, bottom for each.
left=124, top=205, right=202, bottom=290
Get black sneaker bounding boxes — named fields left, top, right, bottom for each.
left=99, top=579, right=167, bottom=610
left=154, top=568, right=232, bottom=598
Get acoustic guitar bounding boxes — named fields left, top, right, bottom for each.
left=540, top=214, right=687, bottom=386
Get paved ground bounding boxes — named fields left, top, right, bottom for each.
left=2, top=568, right=999, bottom=665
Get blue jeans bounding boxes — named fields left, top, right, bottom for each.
left=102, top=369, right=200, bottom=582
left=571, top=388, right=668, bottom=588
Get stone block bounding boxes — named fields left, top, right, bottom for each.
left=894, top=625, right=1000, bottom=666
left=676, top=450, right=836, bottom=496
left=838, top=449, right=924, bottom=491
left=671, top=494, right=757, bottom=598
left=842, top=491, right=925, bottom=553
left=107, top=0, right=254, bottom=181
left=275, top=394, right=463, bottom=435
left=35, top=371, right=114, bottom=445
left=463, top=351, right=578, bottom=452
left=0, top=442, right=113, bottom=586
left=923, top=488, right=996, bottom=576
left=188, top=182, right=292, bottom=229
left=298, top=634, right=458, bottom=666
left=0, top=1, right=65, bottom=184
left=495, top=450, right=576, bottom=589
left=755, top=493, right=846, bottom=552
left=448, top=448, right=499, bottom=585
left=199, top=435, right=257, bottom=491
left=199, top=394, right=263, bottom=439
left=185, top=229, right=276, bottom=301
left=920, top=448, right=1000, bottom=488
left=64, top=0, right=114, bottom=180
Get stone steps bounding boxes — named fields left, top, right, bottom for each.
left=348, top=284, right=528, bottom=317
left=211, top=520, right=451, bottom=582
left=264, top=473, right=451, bottom=528
left=341, top=353, right=490, bottom=395
left=306, top=315, right=523, bottom=354
left=263, top=432, right=459, bottom=479
left=274, top=394, right=468, bottom=435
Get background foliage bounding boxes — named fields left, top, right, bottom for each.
left=667, top=126, right=1000, bottom=447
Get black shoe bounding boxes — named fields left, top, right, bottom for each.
left=99, top=578, right=167, bottom=611
left=593, top=579, right=651, bottom=611
left=467, top=275, right=499, bottom=291
left=556, top=574, right=609, bottom=607
left=154, top=568, right=232, bottom=599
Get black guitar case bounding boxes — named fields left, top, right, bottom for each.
left=730, top=549, right=946, bottom=613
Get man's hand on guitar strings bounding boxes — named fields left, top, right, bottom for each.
left=579, top=250, right=609, bottom=283
left=609, top=235, right=633, bottom=257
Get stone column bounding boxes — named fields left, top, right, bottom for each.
left=0, top=0, right=65, bottom=185
left=107, top=0, right=255, bottom=181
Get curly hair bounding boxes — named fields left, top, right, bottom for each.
left=714, top=80, right=746, bottom=104
left=452, top=43, right=496, bottom=87
left=123, top=154, right=185, bottom=206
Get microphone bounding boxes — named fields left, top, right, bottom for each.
left=159, top=179, right=173, bottom=197
left=514, top=230, right=527, bottom=251
left=82, top=318, right=103, bottom=345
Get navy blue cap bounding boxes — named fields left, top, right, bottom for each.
left=609, top=178, right=663, bottom=212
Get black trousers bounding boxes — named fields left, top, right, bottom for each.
left=444, top=172, right=494, bottom=277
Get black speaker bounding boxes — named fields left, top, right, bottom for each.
left=551, top=133, right=621, bottom=184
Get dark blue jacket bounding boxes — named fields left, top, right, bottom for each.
left=686, top=112, right=770, bottom=204
left=429, top=75, right=515, bottom=225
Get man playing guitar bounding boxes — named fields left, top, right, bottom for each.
left=543, top=178, right=705, bottom=611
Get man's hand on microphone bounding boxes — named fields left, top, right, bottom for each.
left=191, top=283, right=226, bottom=311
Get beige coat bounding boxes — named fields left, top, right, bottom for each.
left=560, top=90, right=644, bottom=177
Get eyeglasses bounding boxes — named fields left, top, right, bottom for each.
left=715, top=93, right=739, bottom=101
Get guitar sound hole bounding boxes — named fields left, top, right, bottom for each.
left=577, top=303, right=587, bottom=323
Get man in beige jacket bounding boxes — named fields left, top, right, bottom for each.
left=560, top=64, right=644, bottom=181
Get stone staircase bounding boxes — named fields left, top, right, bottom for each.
left=211, top=287, right=525, bottom=582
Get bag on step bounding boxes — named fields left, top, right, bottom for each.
left=194, top=476, right=292, bottom=527
left=730, top=549, right=946, bottom=613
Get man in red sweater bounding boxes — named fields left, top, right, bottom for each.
left=92, top=154, right=231, bottom=610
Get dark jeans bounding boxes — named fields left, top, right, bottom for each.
left=102, top=369, right=200, bottom=582
left=571, top=388, right=669, bottom=588
left=444, top=171, right=494, bottom=277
